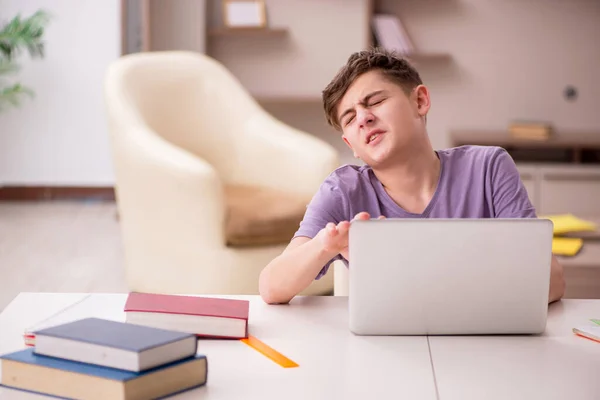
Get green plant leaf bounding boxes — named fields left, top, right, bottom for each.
left=0, top=10, right=51, bottom=60
left=0, top=9, right=50, bottom=112
left=0, top=58, right=18, bottom=75
left=0, top=82, right=34, bottom=110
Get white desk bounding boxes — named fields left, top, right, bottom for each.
left=429, top=299, right=600, bottom=400
left=1, top=294, right=600, bottom=400
left=0, top=293, right=437, bottom=400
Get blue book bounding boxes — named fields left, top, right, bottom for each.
left=33, top=317, right=197, bottom=371
left=0, top=348, right=207, bottom=400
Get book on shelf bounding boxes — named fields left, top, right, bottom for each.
left=33, top=317, right=198, bottom=372
left=372, top=13, right=414, bottom=55
left=0, top=348, right=207, bottom=400
left=124, top=292, right=250, bottom=339
left=509, top=121, right=552, bottom=140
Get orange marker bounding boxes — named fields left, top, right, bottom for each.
left=241, top=335, right=299, bottom=368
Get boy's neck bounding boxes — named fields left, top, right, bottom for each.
left=372, top=141, right=441, bottom=213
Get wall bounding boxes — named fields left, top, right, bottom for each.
left=0, top=0, right=121, bottom=186
left=1, top=0, right=598, bottom=185
left=148, top=0, right=206, bottom=53
left=266, top=0, right=600, bottom=164
left=261, top=101, right=358, bottom=166
left=207, top=0, right=370, bottom=99
left=205, top=0, right=370, bottom=166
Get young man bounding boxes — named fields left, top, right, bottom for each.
left=258, top=48, right=565, bottom=305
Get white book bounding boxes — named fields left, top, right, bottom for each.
left=373, top=14, right=405, bottom=52
left=372, top=14, right=414, bottom=55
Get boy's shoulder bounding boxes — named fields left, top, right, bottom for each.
left=437, top=145, right=511, bottom=170
left=437, top=144, right=508, bottom=162
left=319, top=145, right=512, bottom=192
left=323, top=163, right=373, bottom=187
left=314, top=163, right=378, bottom=206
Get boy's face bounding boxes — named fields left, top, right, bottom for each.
left=336, top=70, right=430, bottom=167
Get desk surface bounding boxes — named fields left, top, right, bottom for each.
left=0, top=293, right=437, bottom=400
left=430, top=299, right=600, bottom=400
left=1, top=294, right=600, bottom=400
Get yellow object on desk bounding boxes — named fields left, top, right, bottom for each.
left=540, top=214, right=597, bottom=235
left=552, top=237, right=583, bottom=256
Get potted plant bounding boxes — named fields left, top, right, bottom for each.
left=0, top=10, right=50, bottom=112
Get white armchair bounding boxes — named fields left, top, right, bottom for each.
left=103, top=51, right=339, bottom=296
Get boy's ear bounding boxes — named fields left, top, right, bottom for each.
left=414, top=84, right=431, bottom=117
left=342, top=135, right=352, bottom=149
left=342, top=135, right=360, bottom=159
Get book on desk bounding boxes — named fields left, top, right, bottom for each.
left=23, top=292, right=251, bottom=346
left=33, top=317, right=198, bottom=372
left=124, top=292, right=250, bottom=339
left=1, top=318, right=208, bottom=400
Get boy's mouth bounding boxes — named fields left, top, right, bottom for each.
left=366, top=129, right=385, bottom=145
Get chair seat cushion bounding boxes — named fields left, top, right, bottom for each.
left=224, top=185, right=310, bottom=247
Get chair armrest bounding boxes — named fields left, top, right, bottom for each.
left=112, top=126, right=227, bottom=250
left=232, top=112, right=340, bottom=196
left=333, top=260, right=349, bottom=296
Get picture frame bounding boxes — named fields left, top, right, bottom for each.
left=222, top=0, right=267, bottom=29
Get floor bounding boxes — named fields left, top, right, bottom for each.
left=2, top=201, right=597, bottom=312
left=0, top=201, right=128, bottom=312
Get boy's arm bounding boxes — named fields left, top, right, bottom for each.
left=490, top=148, right=566, bottom=303
left=259, top=215, right=370, bottom=305
left=259, top=174, right=346, bottom=304
left=258, top=235, right=337, bottom=305
left=548, top=256, right=566, bottom=303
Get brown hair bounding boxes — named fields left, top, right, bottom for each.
left=322, top=47, right=423, bottom=130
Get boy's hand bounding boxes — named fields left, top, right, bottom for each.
left=317, top=212, right=385, bottom=260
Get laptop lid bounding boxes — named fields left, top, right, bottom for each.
left=348, top=218, right=553, bottom=335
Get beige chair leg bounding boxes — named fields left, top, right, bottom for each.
left=334, top=260, right=349, bottom=296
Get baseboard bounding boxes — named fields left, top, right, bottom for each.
left=0, top=186, right=116, bottom=201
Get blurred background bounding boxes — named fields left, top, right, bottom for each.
left=0, top=0, right=599, bottom=310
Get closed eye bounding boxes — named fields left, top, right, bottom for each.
left=340, top=95, right=386, bottom=127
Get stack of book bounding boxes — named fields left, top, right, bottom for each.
left=23, top=292, right=251, bottom=347
left=1, top=318, right=208, bottom=399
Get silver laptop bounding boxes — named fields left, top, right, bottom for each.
left=348, top=218, right=553, bottom=335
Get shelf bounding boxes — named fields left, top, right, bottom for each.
left=451, top=131, right=600, bottom=148
left=450, top=130, right=600, bottom=165
left=404, top=52, right=452, bottom=64
left=209, top=27, right=289, bottom=38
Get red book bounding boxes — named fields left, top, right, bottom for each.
left=124, top=292, right=249, bottom=339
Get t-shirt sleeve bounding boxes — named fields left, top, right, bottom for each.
left=293, top=174, right=349, bottom=280
left=490, top=148, right=537, bottom=218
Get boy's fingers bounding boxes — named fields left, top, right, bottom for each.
left=337, top=221, right=350, bottom=235
left=326, top=222, right=337, bottom=236
left=353, top=212, right=370, bottom=221
left=377, top=215, right=386, bottom=220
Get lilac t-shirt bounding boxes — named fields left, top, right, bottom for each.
left=293, top=145, right=537, bottom=279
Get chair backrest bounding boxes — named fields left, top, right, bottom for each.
left=104, top=51, right=264, bottom=179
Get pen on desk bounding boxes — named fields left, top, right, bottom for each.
left=573, top=326, right=600, bottom=343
